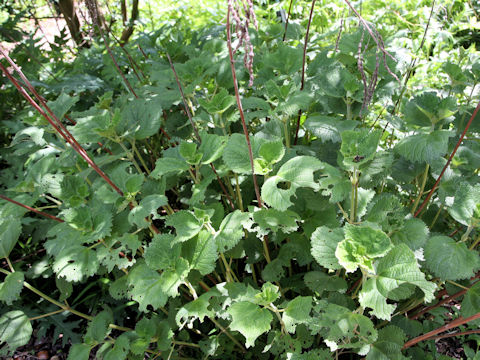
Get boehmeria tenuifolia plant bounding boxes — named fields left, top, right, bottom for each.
left=1, top=0, right=480, bottom=359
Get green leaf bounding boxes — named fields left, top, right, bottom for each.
left=198, top=88, right=235, bottom=114
left=199, top=132, right=227, bottom=164
left=318, top=163, right=351, bottom=203
left=403, top=92, right=456, bottom=127
left=104, top=333, right=130, bottom=360
left=222, top=133, right=258, bottom=174
left=84, top=309, right=113, bottom=345
left=366, top=325, right=407, bottom=360
left=335, top=223, right=392, bottom=273
left=166, top=210, right=203, bottom=244
left=0, top=217, right=22, bottom=258
left=391, top=218, right=429, bottom=250
left=176, top=288, right=222, bottom=327
left=127, top=260, right=188, bottom=311
left=56, top=276, right=73, bottom=301
left=150, top=157, right=190, bottom=179
left=461, top=282, right=480, bottom=318
left=179, top=141, right=202, bottom=165
left=424, top=236, right=480, bottom=281
left=48, top=92, right=79, bottom=120
left=395, top=130, right=453, bottom=164
left=120, top=98, right=162, bottom=139
left=253, top=208, right=299, bottom=235
left=282, top=296, right=312, bottom=333
left=311, top=226, right=344, bottom=270
left=185, top=230, right=218, bottom=275
left=262, top=156, right=323, bottom=211
left=128, top=195, right=168, bottom=228
left=254, top=282, right=280, bottom=306
left=0, top=311, right=32, bottom=355
left=53, top=245, right=99, bottom=282
left=0, top=271, right=23, bottom=305
left=304, top=115, right=358, bottom=143
left=304, top=271, right=348, bottom=294
left=60, top=175, right=89, bottom=207
left=258, top=139, right=285, bottom=164
left=448, top=182, right=480, bottom=226
left=214, top=210, right=250, bottom=252
left=67, top=344, right=91, bottom=360
left=227, top=301, right=273, bottom=348
left=359, top=244, right=436, bottom=320
left=144, top=234, right=180, bottom=270
left=340, top=129, right=381, bottom=168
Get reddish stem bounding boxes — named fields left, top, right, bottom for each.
left=0, top=194, right=63, bottom=223
left=165, top=53, right=235, bottom=210
left=282, top=0, right=294, bottom=41
left=226, top=4, right=262, bottom=208
left=293, top=0, right=316, bottom=145
left=424, top=329, right=480, bottom=342
left=414, top=100, right=480, bottom=217
left=403, top=312, right=480, bottom=349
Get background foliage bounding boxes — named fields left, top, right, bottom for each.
left=1, top=0, right=480, bottom=359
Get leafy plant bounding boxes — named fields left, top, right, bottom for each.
left=1, top=0, right=480, bottom=359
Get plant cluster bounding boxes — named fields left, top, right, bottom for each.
left=1, top=0, right=480, bottom=359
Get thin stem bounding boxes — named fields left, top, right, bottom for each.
left=131, top=141, right=151, bottom=175
left=282, top=0, right=294, bottom=41
left=293, top=0, right=316, bottom=145
left=415, top=100, right=480, bottom=217
left=227, top=5, right=262, bottom=208
left=469, top=235, right=480, bottom=250
left=29, top=309, right=65, bottom=321
left=5, top=257, right=14, bottom=272
left=429, top=204, right=444, bottom=229
left=0, top=194, right=64, bottom=223
left=411, top=164, right=429, bottom=215
left=209, top=317, right=246, bottom=353
left=118, top=140, right=143, bottom=174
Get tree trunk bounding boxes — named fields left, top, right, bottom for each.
left=57, top=0, right=86, bottom=47
left=119, top=0, right=139, bottom=45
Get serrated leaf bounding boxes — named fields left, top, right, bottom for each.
left=198, top=88, right=235, bottom=114
left=262, top=156, right=323, bottom=211
left=166, top=210, right=202, bottom=244
left=199, top=132, right=227, bottom=164
left=318, top=162, right=351, bottom=203
left=227, top=301, right=273, bottom=348
left=258, top=139, right=285, bottom=164
left=150, top=157, right=190, bottom=179
left=448, top=182, right=480, bottom=226
left=304, top=271, right=348, bottom=294
left=84, top=309, right=113, bottom=345
left=56, top=276, right=73, bottom=301
left=0, top=217, right=22, bottom=258
left=403, top=92, right=456, bottom=127
left=104, top=333, right=130, bottom=360
left=185, top=230, right=218, bottom=275
left=424, top=236, right=480, bottom=281
left=366, top=325, right=407, bottom=360
left=395, top=130, right=453, bottom=164
left=305, top=115, right=358, bottom=143
left=336, top=223, right=392, bottom=273
left=253, top=208, right=299, bottom=235
left=0, top=311, right=32, bottom=355
left=128, top=194, right=168, bottom=228
left=179, top=141, right=202, bottom=165
left=0, top=271, right=23, bottom=305
left=176, top=288, right=222, bottom=327
left=48, top=92, right=79, bottom=120
left=222, top=133, right=258, bottom=174
left=461, top=282, right=480, bottom=318
left=67, top=344, right=91, bottom=360
left=282, top=296, right=312, bottom=333
left=391, top=218, right=429, bottom=250
left=144, top=234, right=180, bottom=270
left=119, top=98, right=162, bottom=139
left=340, top=129, right=381, bottom=168
left=214, top=210, right=250, bottom=252
left=254, top=282, right=280, bottom=306
left=359, top=244, right=436, bottom=320
left=53, top=245, right=99, bottom=282
left=60, top=175, right=89, bottom=207
left=311, top=226, right=344, bottom=270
